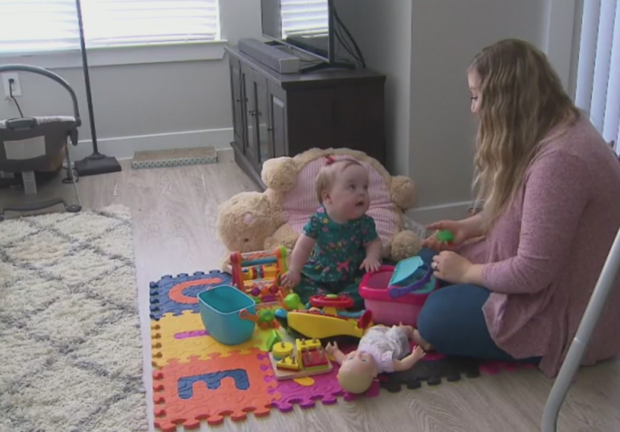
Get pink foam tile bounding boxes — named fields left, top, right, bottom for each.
left=261, top=349, right=381, bottom=412
left=268, top=366, right=344, bottom=412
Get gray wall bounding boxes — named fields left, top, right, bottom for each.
left=0, top=0, right=263, bottom=160
left=408, top=0, right=547, bottom=220
left=338, top=0, right=549, bottom=222
left=334, top=0, right=413, bottom=177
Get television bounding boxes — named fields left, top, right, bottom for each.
left=260, top=0, right=335, bottom=64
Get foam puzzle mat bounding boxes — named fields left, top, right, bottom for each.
left=149, top=270, right=536, bottom=430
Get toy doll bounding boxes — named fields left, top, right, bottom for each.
left=325, top=323, right=426, bottom=394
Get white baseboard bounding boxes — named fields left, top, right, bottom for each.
left=68, top=127, right=234, bottom=161
left=407, top=200, right=472, bottom=225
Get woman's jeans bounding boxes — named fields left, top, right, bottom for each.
left=416, top=248, right=541, bottom=364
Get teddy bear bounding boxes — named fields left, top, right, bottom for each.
left=216, top=148, right=422, bottom=264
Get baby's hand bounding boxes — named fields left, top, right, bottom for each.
left=360, top=257, right=381, bottom=273
left=325, top=341, right=339, bottom=355
left=393, top=346, right=426, bottom=371
left=411, top=345, right=426, bottom=362
left=281, top=269, right=301, bottom=288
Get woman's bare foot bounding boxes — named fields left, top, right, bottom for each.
left=412, top=328, right=434, bottom=351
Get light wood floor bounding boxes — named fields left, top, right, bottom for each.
left=4, top=158, right=620, bottom=432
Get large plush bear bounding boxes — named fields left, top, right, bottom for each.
left=216, top=148, right=422, bottom=263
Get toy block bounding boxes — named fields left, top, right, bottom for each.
left=272, top=341, right=293, bottom=360
left=276, top=355, right=300, bottom=371
left=302, top=347, right=329, bottom=368
left=296, top=337, right=321, bottom=354
left=266, top=330, right=283, bottom=352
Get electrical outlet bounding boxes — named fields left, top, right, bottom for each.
left=2, top=73, right=22, bottom=99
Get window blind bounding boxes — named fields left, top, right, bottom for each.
left=280, top=0, right=329, bottom=38
left=575, top=0, right=620, bottom=149
left=0, top=0, right=220, bottom=55
left=82, top=0, right=220, bottom=48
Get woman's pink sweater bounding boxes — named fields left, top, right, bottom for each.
left=463, top=115, right=620, bottom=378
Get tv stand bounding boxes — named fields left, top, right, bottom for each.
left=225, top=46, right=386, bottom=190
left=301, top=61, right=356, bottom=73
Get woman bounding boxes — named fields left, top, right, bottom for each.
left=413, top=39, right=620, bottom=378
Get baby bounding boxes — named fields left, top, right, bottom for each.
left=281, top=157, right=382, bottom=309
left=326, top=324, right=426, bottom=394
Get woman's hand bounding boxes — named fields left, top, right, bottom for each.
left=422, top=220, right=472, bottom=251
left=431, top=251, right=474, bottom=284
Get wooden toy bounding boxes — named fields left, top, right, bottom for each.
left=272, top=341, right=294, bottom=359
left=229, top=246, right=289, bottom=303
left=268, top=338, right=333, bottom=380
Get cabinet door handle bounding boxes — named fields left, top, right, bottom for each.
left=248, top=110, right=256, bottom=116
left=235, top=97, right=241, bottom=102
left=267, top=126, right=273, bottom=131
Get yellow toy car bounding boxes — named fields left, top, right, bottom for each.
left=274, top=294, right=373, bottom=342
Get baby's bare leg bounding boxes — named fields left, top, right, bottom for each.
left=397, top=323, right=415, bottom=339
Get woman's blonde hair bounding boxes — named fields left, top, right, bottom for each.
left=469, top=39, right=580, bottom=228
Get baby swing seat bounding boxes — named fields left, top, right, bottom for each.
left=0, top=65, right=82, bottom=220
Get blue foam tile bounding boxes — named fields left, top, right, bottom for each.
left=148, top=270, right=233, bottom=319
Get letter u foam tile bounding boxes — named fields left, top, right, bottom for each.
left=151, top=309, right=277, bottom=368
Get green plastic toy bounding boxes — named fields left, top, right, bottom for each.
left=436, top=230, right=454, bottom=243
left=265, top=329, right=282, bottom=351
left=284, top=293, right=302, bottom=310
left=258, top=309, right=275, bottom=325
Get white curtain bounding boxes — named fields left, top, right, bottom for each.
left=0, top=0, right=220, bottom=54
left=575, top=0, right=620, bottom=149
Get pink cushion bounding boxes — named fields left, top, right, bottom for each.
left=281, top=155, right=399, bottom=245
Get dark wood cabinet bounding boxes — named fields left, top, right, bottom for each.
left=225, top=46, right=386, bottom=188
left=229, top=56, right=245, bottom=152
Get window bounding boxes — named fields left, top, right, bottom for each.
left=0, top=0, right=221, bottom=55
left=280, top=0, right=329, bottom=38
left=574, top=0, right=620, bottom=149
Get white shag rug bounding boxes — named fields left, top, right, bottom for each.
left=0, top=205, right=147, bottom=432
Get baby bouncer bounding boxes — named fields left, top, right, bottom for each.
left=542, top=229, right=620, bottom=431
left=0, top=64, right=82, bottom=220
